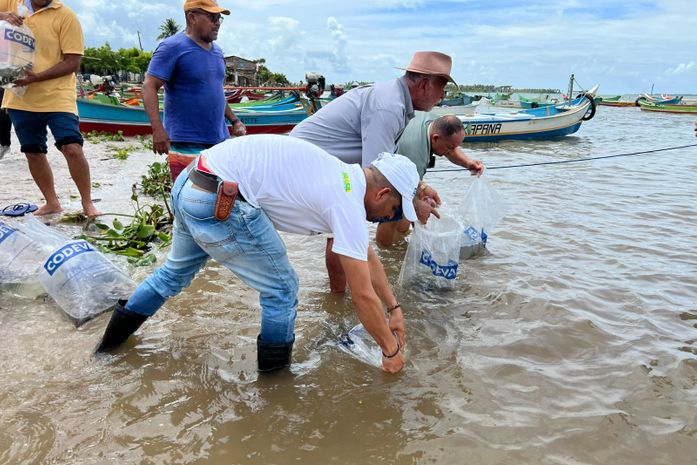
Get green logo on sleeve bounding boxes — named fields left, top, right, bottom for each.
left=342, top=172, right=351, bottom=192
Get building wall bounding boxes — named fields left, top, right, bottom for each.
left=224, top=55, right=257, bottom=85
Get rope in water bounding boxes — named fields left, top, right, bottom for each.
left=426, top=143, right=697, bottom=173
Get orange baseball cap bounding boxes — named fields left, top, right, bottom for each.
left=183, top=0, right=230, bottom=15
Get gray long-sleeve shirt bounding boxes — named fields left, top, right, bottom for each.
left=290, top=76, right=415, bottom=167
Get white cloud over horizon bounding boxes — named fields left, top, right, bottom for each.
left=64, top=0, right=697, bottom=94
left=665, top=62, right=695, bottom=76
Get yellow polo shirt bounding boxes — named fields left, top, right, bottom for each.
left=0, top=0, right=83, bottom=114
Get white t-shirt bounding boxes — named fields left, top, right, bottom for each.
left=203, top=135, right=370, bottom=261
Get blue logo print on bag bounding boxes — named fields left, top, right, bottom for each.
left=464, top=226, right=480, bottom=243
left=43, top=241, right=95, bottom=276
left=4, top=28, right=35, bottom=49
left=0, top=222, right=16, bottom=245
left=464, top=226, right=488, bottom=246
left=419, top=249, right=458, bottom=280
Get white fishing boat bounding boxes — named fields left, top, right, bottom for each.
left=455, top=85, right=598, bottom=142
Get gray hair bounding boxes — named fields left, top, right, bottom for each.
left=404, top=71, right=431, bottom=84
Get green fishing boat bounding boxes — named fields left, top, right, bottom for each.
left=638, top=101, right=697, bottom=114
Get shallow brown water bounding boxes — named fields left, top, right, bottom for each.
left=1, top=106, right=696, bottom=464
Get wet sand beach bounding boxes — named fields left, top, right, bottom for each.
left=1, top=106, right=696, bottom=464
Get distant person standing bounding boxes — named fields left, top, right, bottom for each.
left=143, top=0, right=246, bottom=180
left=0, top=88, right=11, bottom=159
left=290, top=51, right=454, bottom=292
left=0, top=0, right=99, bottom=217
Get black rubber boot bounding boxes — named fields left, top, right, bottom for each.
left=94, top=300, right=148, bottom=353
left=257, top=335, right=294, bottom=372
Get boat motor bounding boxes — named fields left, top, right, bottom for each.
left=304, top=72, right=325, bottom=114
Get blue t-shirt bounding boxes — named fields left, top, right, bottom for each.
left=147, top=33, right=229, bottom=145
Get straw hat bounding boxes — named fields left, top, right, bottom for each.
left=397, top=51, right=456, bottom=85
left=183, top=0, right=230, bottom=15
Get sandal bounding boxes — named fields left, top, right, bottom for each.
left=1, top=203, right=39, bottom=217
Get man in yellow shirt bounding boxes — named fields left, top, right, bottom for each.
left=0, top=0, right=99, bottom=217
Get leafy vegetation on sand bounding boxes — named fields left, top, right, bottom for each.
left=140, top=160, right=172, bottom=196
left=83, top=130, right=126, bottom=143
left=79, top=177, right=173, bottom=265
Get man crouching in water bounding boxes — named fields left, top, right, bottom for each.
left=95, top=134, right=419, bottom=373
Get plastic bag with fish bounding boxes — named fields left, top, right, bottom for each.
left=457, top=175, right=506, bottom=259
left=0, top=18, right=35, bottom=96
left=398, top=214, right=462, bottom=289
left=0, top=218, right=47, bottom=298
left=16, top=217, right=135, bottom=326
left=338, top=324, right=384, bottom=368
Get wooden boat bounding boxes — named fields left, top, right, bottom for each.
left=438, top=94, right=475, bottom=107
left=597, top=95, right=620, bottom=102
left=223, top=86, right=306, bottom=103
left=635, top=94, right=683, bottom=106
left=455, top=86, right=599, bottom=142
left=230, top=93, right=304, bottom=112
left=77, top=98, right=309, bottom=136
left=118, top=92, right=303, bottom=113
left=597, top=96, right=635, bottom=107
left=225, top=89, right=269, bottom=103
left=517, top=94, right=559, bottom=109
left=637, top=101, right=697, bottom=114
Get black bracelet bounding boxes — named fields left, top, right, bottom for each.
left=229, top=118, right=240, bottom=125
left=382, top=340, right=401, bottom=358
left=387, top=303, right=401, bottom=314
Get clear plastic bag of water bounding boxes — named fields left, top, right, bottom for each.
left=0, top=19, right=36, bottom=97
left=398, top=214, right=462, bottom=289
left=338, top=324, right=382, bottom=368
left=16, top=217, right=135, bottom=326
left=457, top=176, right=506, bottom=259
left=0, top=219, right=44, bottom=282
left=0, top=219, right=50, bottom=298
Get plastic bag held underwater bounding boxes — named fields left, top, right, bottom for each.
left=457, top=176, right=506, bottom=259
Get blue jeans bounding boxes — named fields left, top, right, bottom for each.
left=126, top=171, right=298, bottom=344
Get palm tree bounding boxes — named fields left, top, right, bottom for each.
left=156, top=18, right=181, bottom=41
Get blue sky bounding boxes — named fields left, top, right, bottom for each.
left=69, top=0, right=695, bottom=94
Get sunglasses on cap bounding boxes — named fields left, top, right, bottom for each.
left=192, top=10, right=224, bottom=23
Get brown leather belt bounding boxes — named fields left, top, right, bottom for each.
left=186, top=162, right=246, bottom=208
left=188, top=165, right=219, bottom=193
left=186, top=165, right=246, bottom=202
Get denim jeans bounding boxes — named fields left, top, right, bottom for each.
left=126, top=171, right=298, bottom=344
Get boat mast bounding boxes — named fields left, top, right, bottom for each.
left=567, top=74, right=574, bottom=101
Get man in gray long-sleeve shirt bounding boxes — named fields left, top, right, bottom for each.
left=290, top=51, right=455, bottom=293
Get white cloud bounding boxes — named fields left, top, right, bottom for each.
left=664, top=62, right=696, bottom=76
left=61, top=0, right=697, bottom=91
left=263, top=17, right=303, bottom=56
left=326, top=17, right=349, bottom=73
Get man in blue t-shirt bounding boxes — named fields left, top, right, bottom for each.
left=143, top=0, right=245, bottom=177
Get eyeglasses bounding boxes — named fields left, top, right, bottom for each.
left=193, top=10, right=224, bottom=23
